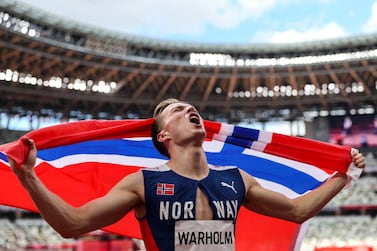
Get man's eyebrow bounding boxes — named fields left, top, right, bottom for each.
left=167, top=105, right=183, bottom=113
left=162, top=102, right=194, bottom=116
left=159, top=103, right=181, bottom=115
left=169, top=103, right=187, bottom=109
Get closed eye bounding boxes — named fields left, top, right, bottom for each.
left=171, top=106, right=184, bottom=113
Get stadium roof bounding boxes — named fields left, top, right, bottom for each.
left=0, top=0, right=376, bottom=124
left=2, top=0, right=377, bottom=53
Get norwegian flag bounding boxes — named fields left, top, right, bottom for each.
left=156, top=183, right=175, bottom=195
left=0, top=118, right=356, bottom=251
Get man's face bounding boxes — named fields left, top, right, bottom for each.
left=158, top=102, right=206, bottom=145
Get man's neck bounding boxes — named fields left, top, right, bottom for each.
left=166, top=146, right=209, bottom=180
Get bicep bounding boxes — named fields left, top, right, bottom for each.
left=241, top=171, right=297, bottom=221
left=75, top=171, right=143, bottom=232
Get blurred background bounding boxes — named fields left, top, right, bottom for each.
left=0, top=0, right=377, bottom=250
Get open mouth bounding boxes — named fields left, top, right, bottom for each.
left=189, top=114, right=201, bottom=124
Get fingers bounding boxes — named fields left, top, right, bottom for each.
left=7, top=138, right=37, bottom=171
left=22, top=137, right=35, bottom=150
left=350, top=148, right=365, bottom=168
left=353, top=153, right=366, bottom=169
left=351, top=148, right=359, bottom=156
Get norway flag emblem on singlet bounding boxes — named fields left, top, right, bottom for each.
left=157, top=183, right=175, bottom=195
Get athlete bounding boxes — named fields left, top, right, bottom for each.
left=8, top=98, right=366, bottom=250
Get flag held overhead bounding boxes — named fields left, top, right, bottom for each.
left=0, top=119, right=356, bottom=251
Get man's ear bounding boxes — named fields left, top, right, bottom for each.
left=157, top=131, right=168, bottom=142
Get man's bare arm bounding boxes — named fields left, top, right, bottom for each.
left=8, top=138, right=143, bottom=238
left=241, top=151, right=365, bottom=223
left=241, top=171, right=347, bottom=223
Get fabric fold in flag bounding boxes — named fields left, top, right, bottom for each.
left=0, top=119, right=354, bottom=251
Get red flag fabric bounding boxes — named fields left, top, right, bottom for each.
left=0, top=119, right=355, bottom=250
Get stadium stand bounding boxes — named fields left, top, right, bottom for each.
left=302, top=215, right=377, bottom=250
left=0, top=0, right=376, bottom=250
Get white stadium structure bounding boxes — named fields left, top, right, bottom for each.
left=0, top=0, right=376, bottom=250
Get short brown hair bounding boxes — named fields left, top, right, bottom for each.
left=151, top=98, right=182, bottom=157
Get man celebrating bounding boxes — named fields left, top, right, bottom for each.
left=8, top=98, right=366, bottom=250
